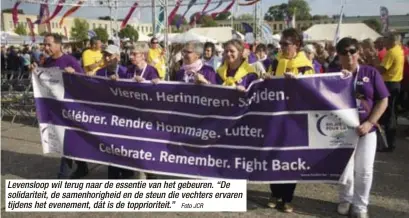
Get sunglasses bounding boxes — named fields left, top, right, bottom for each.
left=279, top=41, right=293, bottom=47
left=339, top=48, right=358, bottom=56
left=182, top=50, right=194, bottom=55
left=151, top=41, right=159, bottom=44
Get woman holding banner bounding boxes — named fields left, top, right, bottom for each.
left=216, top=39, right=259, bottom=90
left=94, top=44, right=137, bottom=179
left=336, top=37, right=389, bottom=218
left=265, top=28, right=315, bottom=213
left=173, top=41, right=217, bottom=84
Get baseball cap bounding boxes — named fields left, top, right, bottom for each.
left=104, top=45, right=120, bottom=55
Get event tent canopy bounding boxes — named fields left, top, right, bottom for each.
left=188, top=27, right=244, bottom=43
left=303, top=23, right=382, bottom=41
left=170, top=32, right=217, bottom=44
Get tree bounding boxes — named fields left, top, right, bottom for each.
left=236, top=13, right=254, bottom=20
left=201, top=16, right=218, bottom=27
left=2, top=8, right=24, bottom=14
left=14, top=23, right=27, bottom=35
left=71, top=18, right=89, bottom=42
left=98, top=16, right=113, bottom=21
left=172, top=14, right=187, bottom=26
left=215, top=11, right=231, bottom=20
left=93, top=27, right=109, bottom=43
left=264, top=0, right=311, bottom=21
left=363, top=19, right=381, bottom=33
left=119, top=25, right=139, bottom=42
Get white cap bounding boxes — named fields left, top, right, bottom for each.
left=304, top=44, right=316, bottom=54
left=215, top=44, right=223, bottom=52
left=104, top=44, right=120, bottom=55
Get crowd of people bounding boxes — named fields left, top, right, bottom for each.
left=1, top=28, right=409, bottom=217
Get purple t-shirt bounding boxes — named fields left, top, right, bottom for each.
left=43, top=54, right=84, bottom=74
left=354, top=65, right=389, bottom=127
left=126, top=64, right=159, bottom=80
left=95, top=65, right=128, bottom=78
left=261, top=57, right=273, bottom=72
left=216, top=68, right=258, bottom=88
left=174, top=65, right=217, bottom=84
left=313, top=59, right=322, bottom=73
left=248, top=53, right=257, bottom=64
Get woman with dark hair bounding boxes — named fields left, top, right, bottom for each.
left=335, top=37, right=388, bottom=218
left=202, top=42, right=222, bottom=71
left=266, top=28, right=315, bottom=213
left=174, top=41, right=216, bottom=84
left=216, top=39, right=258, bottom=90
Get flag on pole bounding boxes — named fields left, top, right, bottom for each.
left=156, top=7, right=165, bottom=33
left=242, top=22, right=254, bottom=33
left=34, top=1, right=47, bottom=24
left=120, top=2, right=139, bottom=29
left=12, top=1, right=21, bottom=27
left=59, top=0, right=84, bottom=27
left=26, top=18, right=36, bottom=42
left=41, top=0, right=65, bottom=24
left=380, top=6, right=389, bottom=33
left=333, top=0, right=346, bottom=46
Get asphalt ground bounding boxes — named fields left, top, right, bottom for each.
left=1, top=119, right=408, bottom=218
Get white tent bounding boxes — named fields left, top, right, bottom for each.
left=170, top=31, right=217, bottom=44
left=303, top=23, right=382, bottom=41
left=1, top=31, right=44, bottom=45
left=157, top=33, right=179, bottom=42
left=138, top=33, right=151, bottom=42
left=188, top=27, right=244, bottom=42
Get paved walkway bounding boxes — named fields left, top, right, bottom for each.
left=1, top=120, right=408, bottom=218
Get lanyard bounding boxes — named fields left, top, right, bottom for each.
left=134, top=64, right=147, bottom=78
left=353, top=65, right=360, bottom=92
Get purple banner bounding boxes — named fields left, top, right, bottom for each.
left=32, top=69, right=359, bottom=183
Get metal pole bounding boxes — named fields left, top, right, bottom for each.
left=164, top=0, right=169, bottom=80
left=152, top=0, right=156, bottom=36
left=254, top=2, right=257, bottom=41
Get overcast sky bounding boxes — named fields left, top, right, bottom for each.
left=2, top=0, right=408, bottom=24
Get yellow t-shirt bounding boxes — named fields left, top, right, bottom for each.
left=147, top=48, right=165, bottom=79
left=380, top=45, right=404, bottom=82
left=82, top=49, right=103, bottom=74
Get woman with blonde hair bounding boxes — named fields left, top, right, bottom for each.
left=216, top=39, right=258, bottom=90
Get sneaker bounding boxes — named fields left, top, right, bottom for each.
left=281, top=203, right=294, bottom=213
left=337, top=202, right=351, bottom=215
left=266, top=197, right=280, bottom=208
left=351, top=211, right=369, bottom=218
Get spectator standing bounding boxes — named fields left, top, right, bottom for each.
left=378, top=32, right=404, bottom=151
left=202, top=42, right=222, bottom=72
left=82, top=36, right=104, bottom=75
left=147, top=37, right=166, bottom=79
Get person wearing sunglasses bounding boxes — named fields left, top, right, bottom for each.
left=147, top=37, right=166, bottom=79
left=174, top=41, right=216, bottom=84
left=335, top=37, right=389, bottom=218
left=216, top=39, right=258, bottom=91
left=265, top=28, right=314, bottom=214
